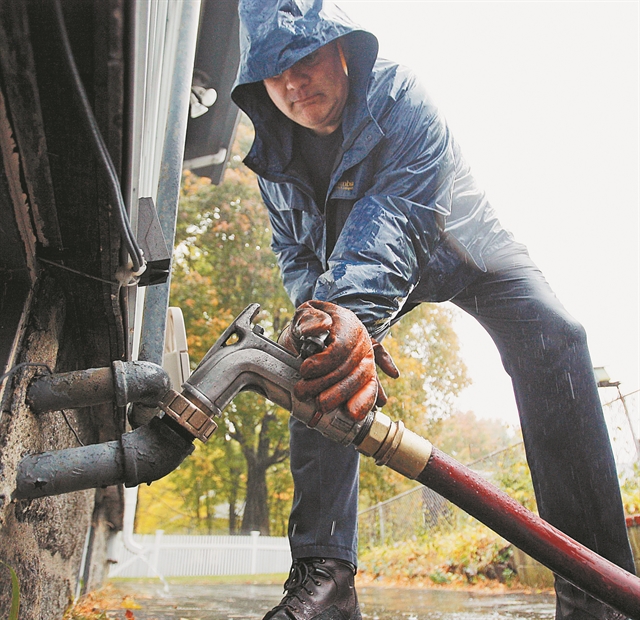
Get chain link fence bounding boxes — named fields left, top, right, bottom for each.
left=358, top=442, right=527, bottom=549
left=602, top=389, right=639, bottom=468
left=358, top=390, right=638, bottom=549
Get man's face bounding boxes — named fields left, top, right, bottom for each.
left=263, top=40, right=348, bottom=136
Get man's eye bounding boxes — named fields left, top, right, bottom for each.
left=300, top=50, right=320, bottom=65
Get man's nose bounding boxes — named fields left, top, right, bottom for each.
left=283, top=65, right=309, bottom=90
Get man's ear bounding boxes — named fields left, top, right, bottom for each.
left=336, top=39, right=349, bottom=77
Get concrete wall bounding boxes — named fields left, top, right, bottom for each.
left=0, top=277, right=118, bottom=619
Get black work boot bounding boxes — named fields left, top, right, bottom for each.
left=263, top=557, right=361, bottom=620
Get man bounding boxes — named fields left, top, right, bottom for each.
left=231, top=2, right=635, bottom=619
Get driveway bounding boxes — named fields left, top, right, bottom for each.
left=104, top=580, right=556, bottom=619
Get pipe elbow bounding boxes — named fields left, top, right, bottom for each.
left=112, top=361, right=172, bottom=408
left=121, top=417, right=194, bottom=487
left=13, top=417, right=194, bottom=500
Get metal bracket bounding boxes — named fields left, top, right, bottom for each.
left=136, top=197, right=171, bottom=287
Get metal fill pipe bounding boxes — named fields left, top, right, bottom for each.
left=13, top=417, right=194, bottom=499
left=26, top=361, right=171, bottom=413
left=15, top=362, right=190, bottom=500
left=27, top=366, right=115, bottom=412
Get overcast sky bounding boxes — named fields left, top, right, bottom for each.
left=338, top=1, right=639, bottom=452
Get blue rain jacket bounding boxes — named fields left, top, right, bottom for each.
left=232, top=0, right=515, bottom=337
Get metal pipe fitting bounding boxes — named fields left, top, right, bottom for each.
left=27, top=360, right=171, bottom=413
left=15, top=360, right=185, bottom=500
left=355, top=411, right=433, bottom=479
left=13, top=416, right=194, bottom=499
left=112, top=361, right=171, bottom=408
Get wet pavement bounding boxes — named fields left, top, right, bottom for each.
left=105, top=581, right=556, bottom=619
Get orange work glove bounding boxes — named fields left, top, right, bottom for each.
left=279, top=300, right=399, bottom=421
left=371, top=338, right=400, bottom=407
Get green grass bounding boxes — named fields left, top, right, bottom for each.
left=358, top=516, right=518, bottom=588
left=0, top=560, right=20, bottom=620
left=109, top=573, right=288, bottom=586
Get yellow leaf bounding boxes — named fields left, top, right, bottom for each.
left=121, top=596, right=142, bottom=609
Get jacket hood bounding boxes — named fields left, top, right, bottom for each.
left=232, top=0, right=378, bottom=152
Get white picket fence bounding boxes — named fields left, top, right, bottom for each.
left=108, top=530, right=292, bottom=578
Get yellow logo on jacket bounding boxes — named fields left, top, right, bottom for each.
left=336, top=180, right=354, bottom=191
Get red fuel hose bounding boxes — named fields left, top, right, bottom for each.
left=417, top=447, right=640, bottom=619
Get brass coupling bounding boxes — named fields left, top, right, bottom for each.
left=159, top=389, right=218, bottom=443
left=357, top=410, right=433, bottom=479
left=374, top=418, right=405, bottom=468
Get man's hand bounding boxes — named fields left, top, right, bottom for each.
left=279, top=301, right=399, bottom=421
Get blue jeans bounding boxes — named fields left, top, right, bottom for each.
left=287, top=245, right=635, bottom=619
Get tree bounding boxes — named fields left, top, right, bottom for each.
left=359, top=303, right=471, bottom=507
left=135, top=439, right=232, bottom=534
left=430, top=410, right=511, bottom=464
left=170, top=120, right=294, bottom=534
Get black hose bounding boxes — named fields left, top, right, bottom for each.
left=51, top=0, right=144, bottom=275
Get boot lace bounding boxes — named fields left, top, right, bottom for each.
left=270, top=558, right=332, bottom=616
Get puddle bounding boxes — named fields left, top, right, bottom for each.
left=105, top=581, right=555, bottom=619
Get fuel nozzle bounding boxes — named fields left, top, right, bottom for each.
left=157, top=305, right=431, bottom=481
left=159, top=304, right=308, bottom=442
left=299, top=331, right=329, bottom=359
left=158, top=304, right=374, bottom=448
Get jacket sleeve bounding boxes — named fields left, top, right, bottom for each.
left=314, top=72, right=455, bottom=336
left=258, top=179, right=326, bottom=308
